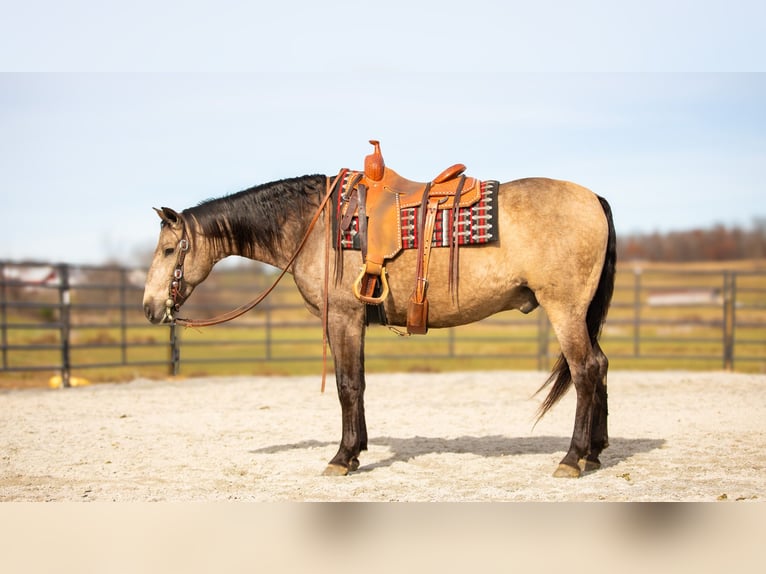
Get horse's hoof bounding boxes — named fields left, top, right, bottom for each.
left=322, top=464, right=349, bottom=477
left=553, top=463, right=581, bottom=478
left=579, top=458, right=601, bottom=472
left=348, top=458, right=360, bottom=472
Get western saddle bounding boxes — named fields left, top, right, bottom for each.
left=338, top=140, right=482, bottom=334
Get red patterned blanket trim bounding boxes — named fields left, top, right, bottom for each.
left=336, top=180, right=499, bottom=251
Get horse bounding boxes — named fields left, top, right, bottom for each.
left=143, top=169, right=616, bottom=478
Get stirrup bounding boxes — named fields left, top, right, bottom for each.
left=352, top=263, right=390, bottom=305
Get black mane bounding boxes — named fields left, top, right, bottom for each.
left=183, top=174, right=326, bottom=258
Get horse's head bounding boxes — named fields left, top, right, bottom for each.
left=142, top=207, right=215, bottom=324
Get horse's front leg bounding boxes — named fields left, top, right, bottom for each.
left=323, top=309, right=367, bottom=476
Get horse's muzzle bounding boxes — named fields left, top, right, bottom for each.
left=144, top=303, right=172, bottom=325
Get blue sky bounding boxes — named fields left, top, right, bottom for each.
left=1, top=2, right=765, bottom=265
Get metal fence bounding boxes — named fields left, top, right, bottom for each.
left=606, top=266, right=766, bottom=371
left=1, top=262, right=171, bottom=387
left=1, top=260, right=765, bottom=387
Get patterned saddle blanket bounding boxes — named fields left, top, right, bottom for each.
left=335, top=177, right=499, bottom=252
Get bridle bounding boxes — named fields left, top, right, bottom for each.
left=162, top=226, right=191, bottom=323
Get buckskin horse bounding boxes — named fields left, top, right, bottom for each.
left=142, top=142, right=616, bottom=478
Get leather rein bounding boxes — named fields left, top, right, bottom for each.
left=164, top=169, right=346, bottom=330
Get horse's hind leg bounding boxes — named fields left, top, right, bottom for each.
left=323, top=309, right=368, bottom=476
left=547, top=312, right=600, bottom=478
left=582, top=341, right=609, bottom=472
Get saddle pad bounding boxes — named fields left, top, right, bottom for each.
left=335, top=180, right=499, bottom=252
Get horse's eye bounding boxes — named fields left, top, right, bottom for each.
left=164, top=247, right=175, bottom=257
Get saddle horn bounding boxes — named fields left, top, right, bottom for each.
left=364, top=140, right=385, bottom=181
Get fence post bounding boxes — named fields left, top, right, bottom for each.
left=537, top=309, right=550, bottom=371
left=169, top=324, right=180, bottom=376
left=722, top=272, right=736, bottom=371
left=1, top=262, right=7, bottom=370
left=120, top=268, right=128, bottom=366
left=633, top=267, right=642, bottom=358
left=58, top=264, right=71, bottom=388
left=730, top=273, right=737, bottom=371
left=265, top=302, right=272, bottom=361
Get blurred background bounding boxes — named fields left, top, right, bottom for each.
left=2, top=2, right=765, bottom=387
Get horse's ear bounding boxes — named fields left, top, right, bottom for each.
left=153, top=207, right=182, bottom=229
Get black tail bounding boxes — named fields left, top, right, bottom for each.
left=535, top=195, right=616, bottom=420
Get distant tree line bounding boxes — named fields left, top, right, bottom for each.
left=617, top=219, right=766, bottom=261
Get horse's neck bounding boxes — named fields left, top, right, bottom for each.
left=200, top=226, right=298, bottom=271
left=240, top=220, right=309, bottom=270
left=197, top=194, right=318, bottom=271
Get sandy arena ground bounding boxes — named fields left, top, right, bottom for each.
left=1, top=370, right=764, bottom=502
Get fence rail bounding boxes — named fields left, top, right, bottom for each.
left=1, top=260, right=765, bottom=387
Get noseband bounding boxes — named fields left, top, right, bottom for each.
left=163, top=223, right=191, bottom=323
